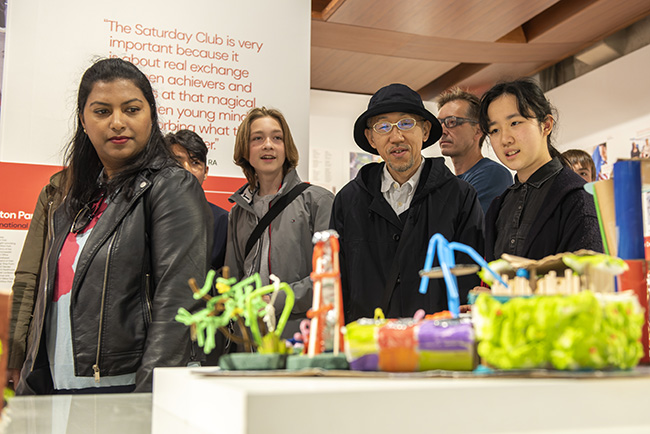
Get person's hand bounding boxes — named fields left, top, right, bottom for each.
left=460, top=286, right=491, bottom=313
left=471, top=285, right=491, bottom=293
left=7, top=368, right=20, bottom=389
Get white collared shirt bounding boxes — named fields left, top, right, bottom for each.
left=380, top=157, right=424, bottom=216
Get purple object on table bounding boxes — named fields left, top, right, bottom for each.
left=417, top=321, right=474, bottom=351
left=348, top=353, right=379, bottom=371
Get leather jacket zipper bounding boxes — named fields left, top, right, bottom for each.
left=93, top=232, right=117, bottom=382
left=144, top=273, right=153, bottom=325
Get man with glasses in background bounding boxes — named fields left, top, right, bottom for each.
left=330, top=83, right=484, bottom=323
left=437, top=88, right=513, bottom=213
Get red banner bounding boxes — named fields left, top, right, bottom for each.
left=0, top=162, right=62, bottom=230
left=0, top=161, right=243, bottom=230
left=203, top=175, right=244, bottom=211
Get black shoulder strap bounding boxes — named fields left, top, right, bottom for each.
left=244, top=183, right=311, bottom=257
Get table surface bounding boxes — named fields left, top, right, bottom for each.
left=153, top=366, right=650, bottom=434
left=1, top=393, right=152, bottom=434
left=4, top=366, right=650, bottom=434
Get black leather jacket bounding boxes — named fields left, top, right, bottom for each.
left=17, top=166, right=212, bottom=394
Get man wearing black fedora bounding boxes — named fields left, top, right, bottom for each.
left=330, top=83, right=484, bottom=323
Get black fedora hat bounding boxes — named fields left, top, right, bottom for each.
left=353, top=83, right=442, bottom=155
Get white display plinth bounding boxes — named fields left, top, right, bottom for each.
left=152, top=366, right=650, bottom=434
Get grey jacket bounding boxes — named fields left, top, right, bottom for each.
left=225, top=169, right=334, bottom=338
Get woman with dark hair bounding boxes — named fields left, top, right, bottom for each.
left=16, top=58, right=212, bottom=394
left=225, top=107, right=333, bottom=340
left=478, top=78, right=602, bottom=262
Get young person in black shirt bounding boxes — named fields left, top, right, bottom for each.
left=478, top=78, right=602, bottom=261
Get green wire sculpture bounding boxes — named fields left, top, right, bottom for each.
left=176, top=269, right=295, bottom=354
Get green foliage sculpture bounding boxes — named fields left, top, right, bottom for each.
left=473, top=290, right=643, bottom=370
left=176, top=269, right=295, bottom=354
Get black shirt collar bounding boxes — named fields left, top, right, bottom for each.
left=510, top=157, right=563, bottom=190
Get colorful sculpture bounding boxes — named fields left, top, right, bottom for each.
left=419, top=233, right=507, bottom=317
left=175, top=268, right=295, bottom=355
left=306, top=230, right=345, bottom=356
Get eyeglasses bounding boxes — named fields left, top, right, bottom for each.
left=438, top=116, right=477, bottom=129
left=371, top=118, right=418, bottom=134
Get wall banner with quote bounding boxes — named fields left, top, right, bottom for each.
left=0, top=0, right=310, bottom=288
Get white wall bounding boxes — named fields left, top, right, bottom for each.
left=547, top=42, right=650, bottom=164
left=0, top=0, right=311, bottom=180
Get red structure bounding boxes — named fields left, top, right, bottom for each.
left=307, top=231, right=345, bottom=356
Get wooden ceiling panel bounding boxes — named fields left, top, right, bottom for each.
left=418, top=63, right=490, bottom=100
left=522, top=0, right=599, bottom=41
left=327, top=0, right=560, bottom=41
left=310, top=0, right=650, bottom=96
left=531, top=0, right=650, bottom=43
left=452, top=62, right=547, bottom=96
left=312, top=20, right=582, bottom=63
left=311, top=47, right=456, bottom=95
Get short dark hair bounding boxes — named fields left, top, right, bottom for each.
left=437, top=87, right=484, bottom=148
left=165, top=130, right=208, bottom=164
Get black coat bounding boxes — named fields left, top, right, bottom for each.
left=18, top=166, right=212, bottom=394
left=209, top=202, right=229, bottom=271
left=330, top=158, right=484, bottom=323
left=485, top=166, right=603, bottom=261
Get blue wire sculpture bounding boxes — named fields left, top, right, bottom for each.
left=418, top=234, right=508, bottom=318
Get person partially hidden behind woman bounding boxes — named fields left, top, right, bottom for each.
left=478, top=78, right=602, bottom=262
left=15, top=58, right=213, bottom=394
left=165, top=129, right=228, bottom=271
left=225, top=107, right=334, bottom=341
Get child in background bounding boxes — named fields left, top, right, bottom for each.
left=225, top=107, right=334, bottom=340
left=562, top=149, right=596, bottom=183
